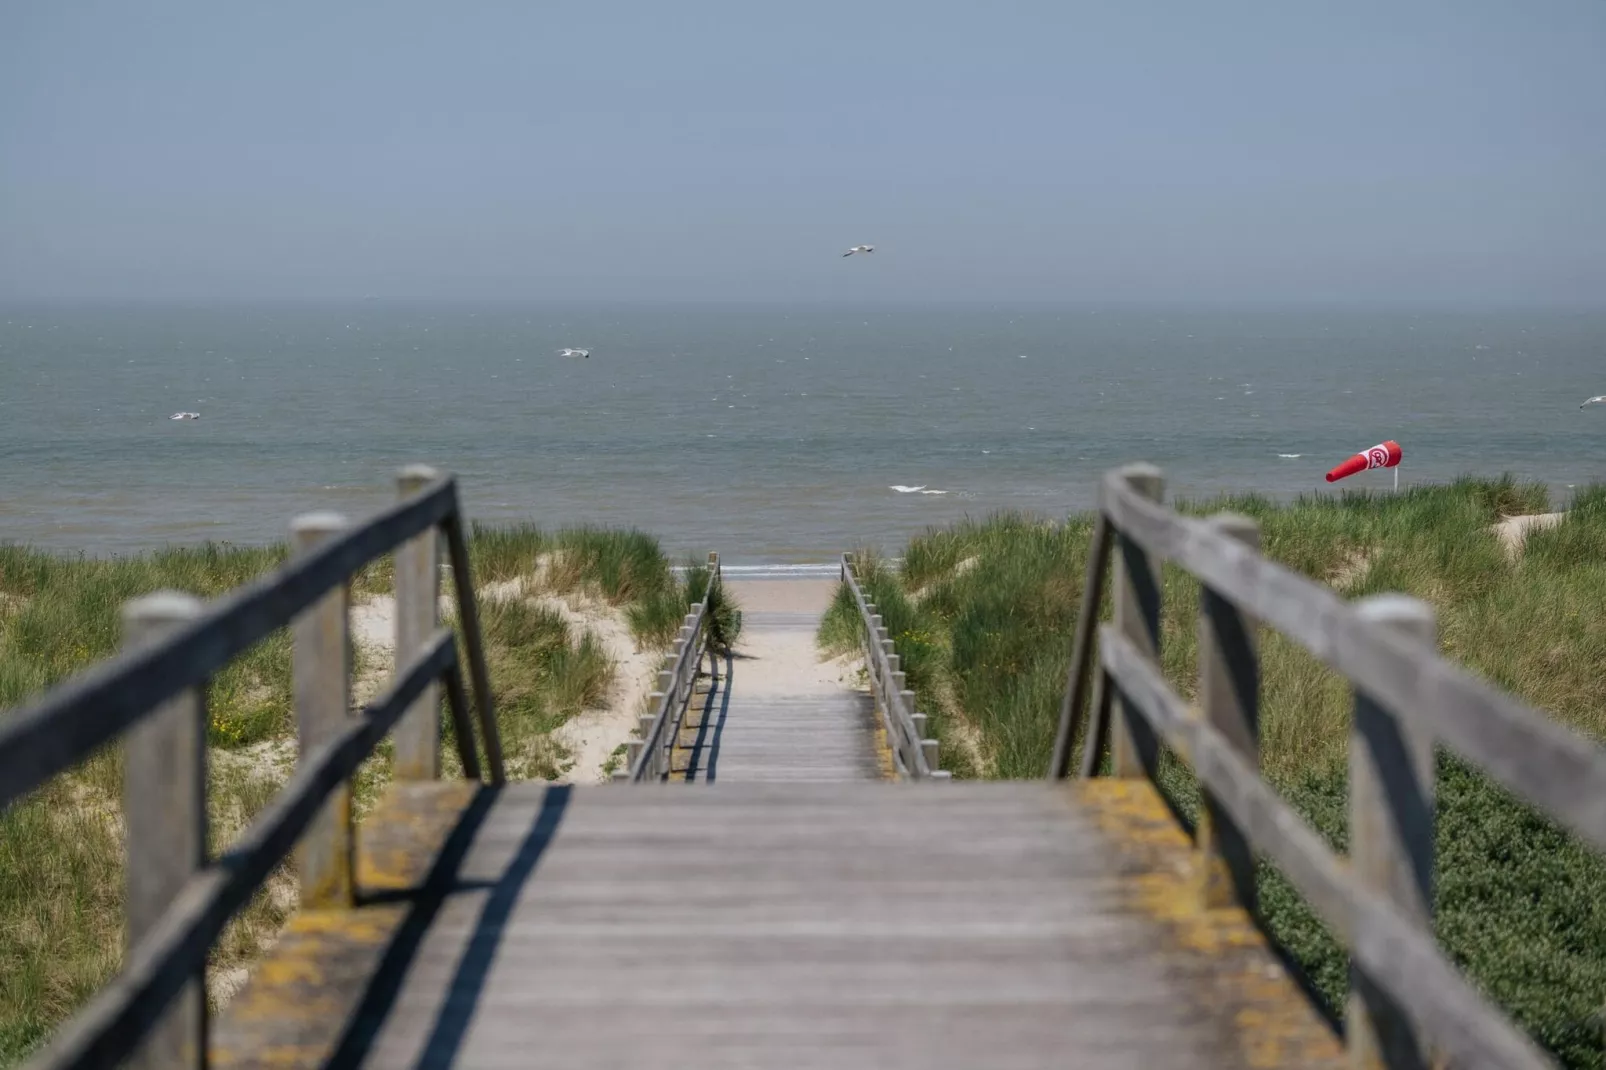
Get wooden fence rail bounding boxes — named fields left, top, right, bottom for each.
left=617, top=552, right=722, bottom=782
left=2, top=466, right=505, bottom=1070
left=840, top=552, right=948, bottom=781
left=1055, top=462, right=1606, bottom=1070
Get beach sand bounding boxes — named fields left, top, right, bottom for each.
left=1492, top=512, right=1566, bottom=559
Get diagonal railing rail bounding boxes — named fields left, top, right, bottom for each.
left=3, top=465, right=504, bottom=1070
left=618, top=552, right=722, bottom=782
left=841, top=552, right=948, bottom=781
left=1054, top=461, right=1606, bottom=1070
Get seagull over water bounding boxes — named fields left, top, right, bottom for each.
left=842, top=245, right=875, bottom=257
left=169, top=411, right=200, bottom=421
left=558, top=348, right=590, bottom=359
left=1581, top=395, right=1606, bottom=409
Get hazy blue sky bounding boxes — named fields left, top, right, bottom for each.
left=2, top=2, right=1603, bottom=304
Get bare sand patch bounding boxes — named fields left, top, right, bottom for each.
left=1492, top=512, right=1566, bottom=559
left=346, top=577, right=657, bottom=785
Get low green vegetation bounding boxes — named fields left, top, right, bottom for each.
left=820, top=477, right=1606, bottom=1068
left=0, top=524, right=713, bottom=1065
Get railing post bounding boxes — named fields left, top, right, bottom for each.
left=1349, top=595, right=1438, bottom=1070
left=1111, top=464, right=1164, bottom=779
left=291, top=512, right=355, bottom=909
left=121, top=592, right=207, bottom=1070
left=1194, top=513, right=1261, bottom=911
left=395, top=465, right=442, bottom=780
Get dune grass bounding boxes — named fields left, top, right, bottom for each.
left=819, top=476, right=1606, bottom=1068
left=0, top=523, right=711, bottom=1065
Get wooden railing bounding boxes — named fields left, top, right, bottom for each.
left=1, top=465, right=505, bottom=1070
left=841, top=552, right=948, bottom=781
left=1053, top=462, right=1606, bottom=1070
left=617, top=552, right=722, bottom=782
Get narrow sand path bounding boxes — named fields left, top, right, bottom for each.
left=681, top=579, right=880, bottom=782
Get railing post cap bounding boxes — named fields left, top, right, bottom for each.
left=398, top=463, right=442, bottom=486
left=122, top=590, right=204, bottom=625
left=291, top=511, right=350, bottom=536
left=1355, top=593, right=1437, bottom=641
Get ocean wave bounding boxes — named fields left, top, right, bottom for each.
left=1277, top=453, right=1303, bottom=459
left=889, top=485, right=926, bottom=493
left=919, top=489, right=948, bottom=495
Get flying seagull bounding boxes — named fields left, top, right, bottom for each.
left=842, top=245, right=875, bottom=257
left=1582, top=395, right=1606, bottom=409
left=169, top=411, right=200, bottom=421
left=558, top=348, right=590, bottom=359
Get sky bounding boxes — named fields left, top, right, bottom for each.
left=2, top=1, right=1603, bottom=305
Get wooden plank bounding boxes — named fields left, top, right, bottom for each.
left=312, top=781, right=1347, bottom=1070
left=0, top=475, right=456, bottom=810
left=291, top=512, right=356, bottom=910
left=442, top=660, right=482, bottom=781
left=1109, top=464, right=1163, bottom=780
left=25, top=633, right=458, bottom=1070
left=1099, top=628, right=1555, bottom=1070
left=1194, top=513, right=1259, bottom=912
left=120, top=593, right=207, bottom=1070
left=1099, top=467, right=1606, bottom=855
left=1348, top=595, right=1437, bottom=1070
left=1049, top=511, right=1111, bottom=779
left=1077, top=668, right=1111, bottom=779
left=394, top=465, right=443, bottom=780
left=441, top=508, right=505, bottom=784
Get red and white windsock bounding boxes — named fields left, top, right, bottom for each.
left=1325, top=440, right=1402, bottom=483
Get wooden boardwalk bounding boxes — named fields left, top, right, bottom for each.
left=211, top=779, right=1343, bottom=1069
left=679, top=582, right=883, bottom=783
left=19, top=465, right=1600, bottom=1070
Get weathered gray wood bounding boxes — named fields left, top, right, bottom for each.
left=441, top=659, right=482, bottom=781
left=840, top=556, right=940, bottom=781
left=0, top=476, right=457, bottom=810
left=1050, top=512, right=1112, bottom=779
left=1349, top=596, right=1438, bottom=1070
left=1100, top=628, right=1553, bottom=1070
left=292, top=512, right=355, bottom=909
left=1099, top=467, right=1606, bottom=855
left=25, top=632, right=458, bottom=1070
left=1078, top=669, right=1112, bottom=778
left=1110, top=464, right=1163, bottom=780
left=441, top=510, right=506, bottom=784
left=626, top=595, right=712, bottom=782
left=317, top=781, right=1344, bottom=1070
left=120, top=593, right=207, bottom=1070
left=394, top=465, right=443, bottom=780
left=1194, top=513, right=1260, bottom=912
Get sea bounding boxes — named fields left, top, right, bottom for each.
left=2, top=304, right=1602, bottom=573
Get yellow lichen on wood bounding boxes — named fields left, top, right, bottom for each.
left=1072, top=778, right=1346, bottom=1069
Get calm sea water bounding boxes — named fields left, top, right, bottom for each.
left=2, top=305, right=1603, bottom=566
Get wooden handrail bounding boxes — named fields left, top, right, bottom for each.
left=1053, top=461, right=1600, bottom=1069
left=6, top=466, right=505, bottom=1070
left=1097, top=465, right=1606, bottom=854
left=840, top=553, right=947, bottom=781
left=619, top=552, right=722, bottom=782
left=25, top=631, right=462, bottom=1070
left=0, top=478, right=458, bottom=810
